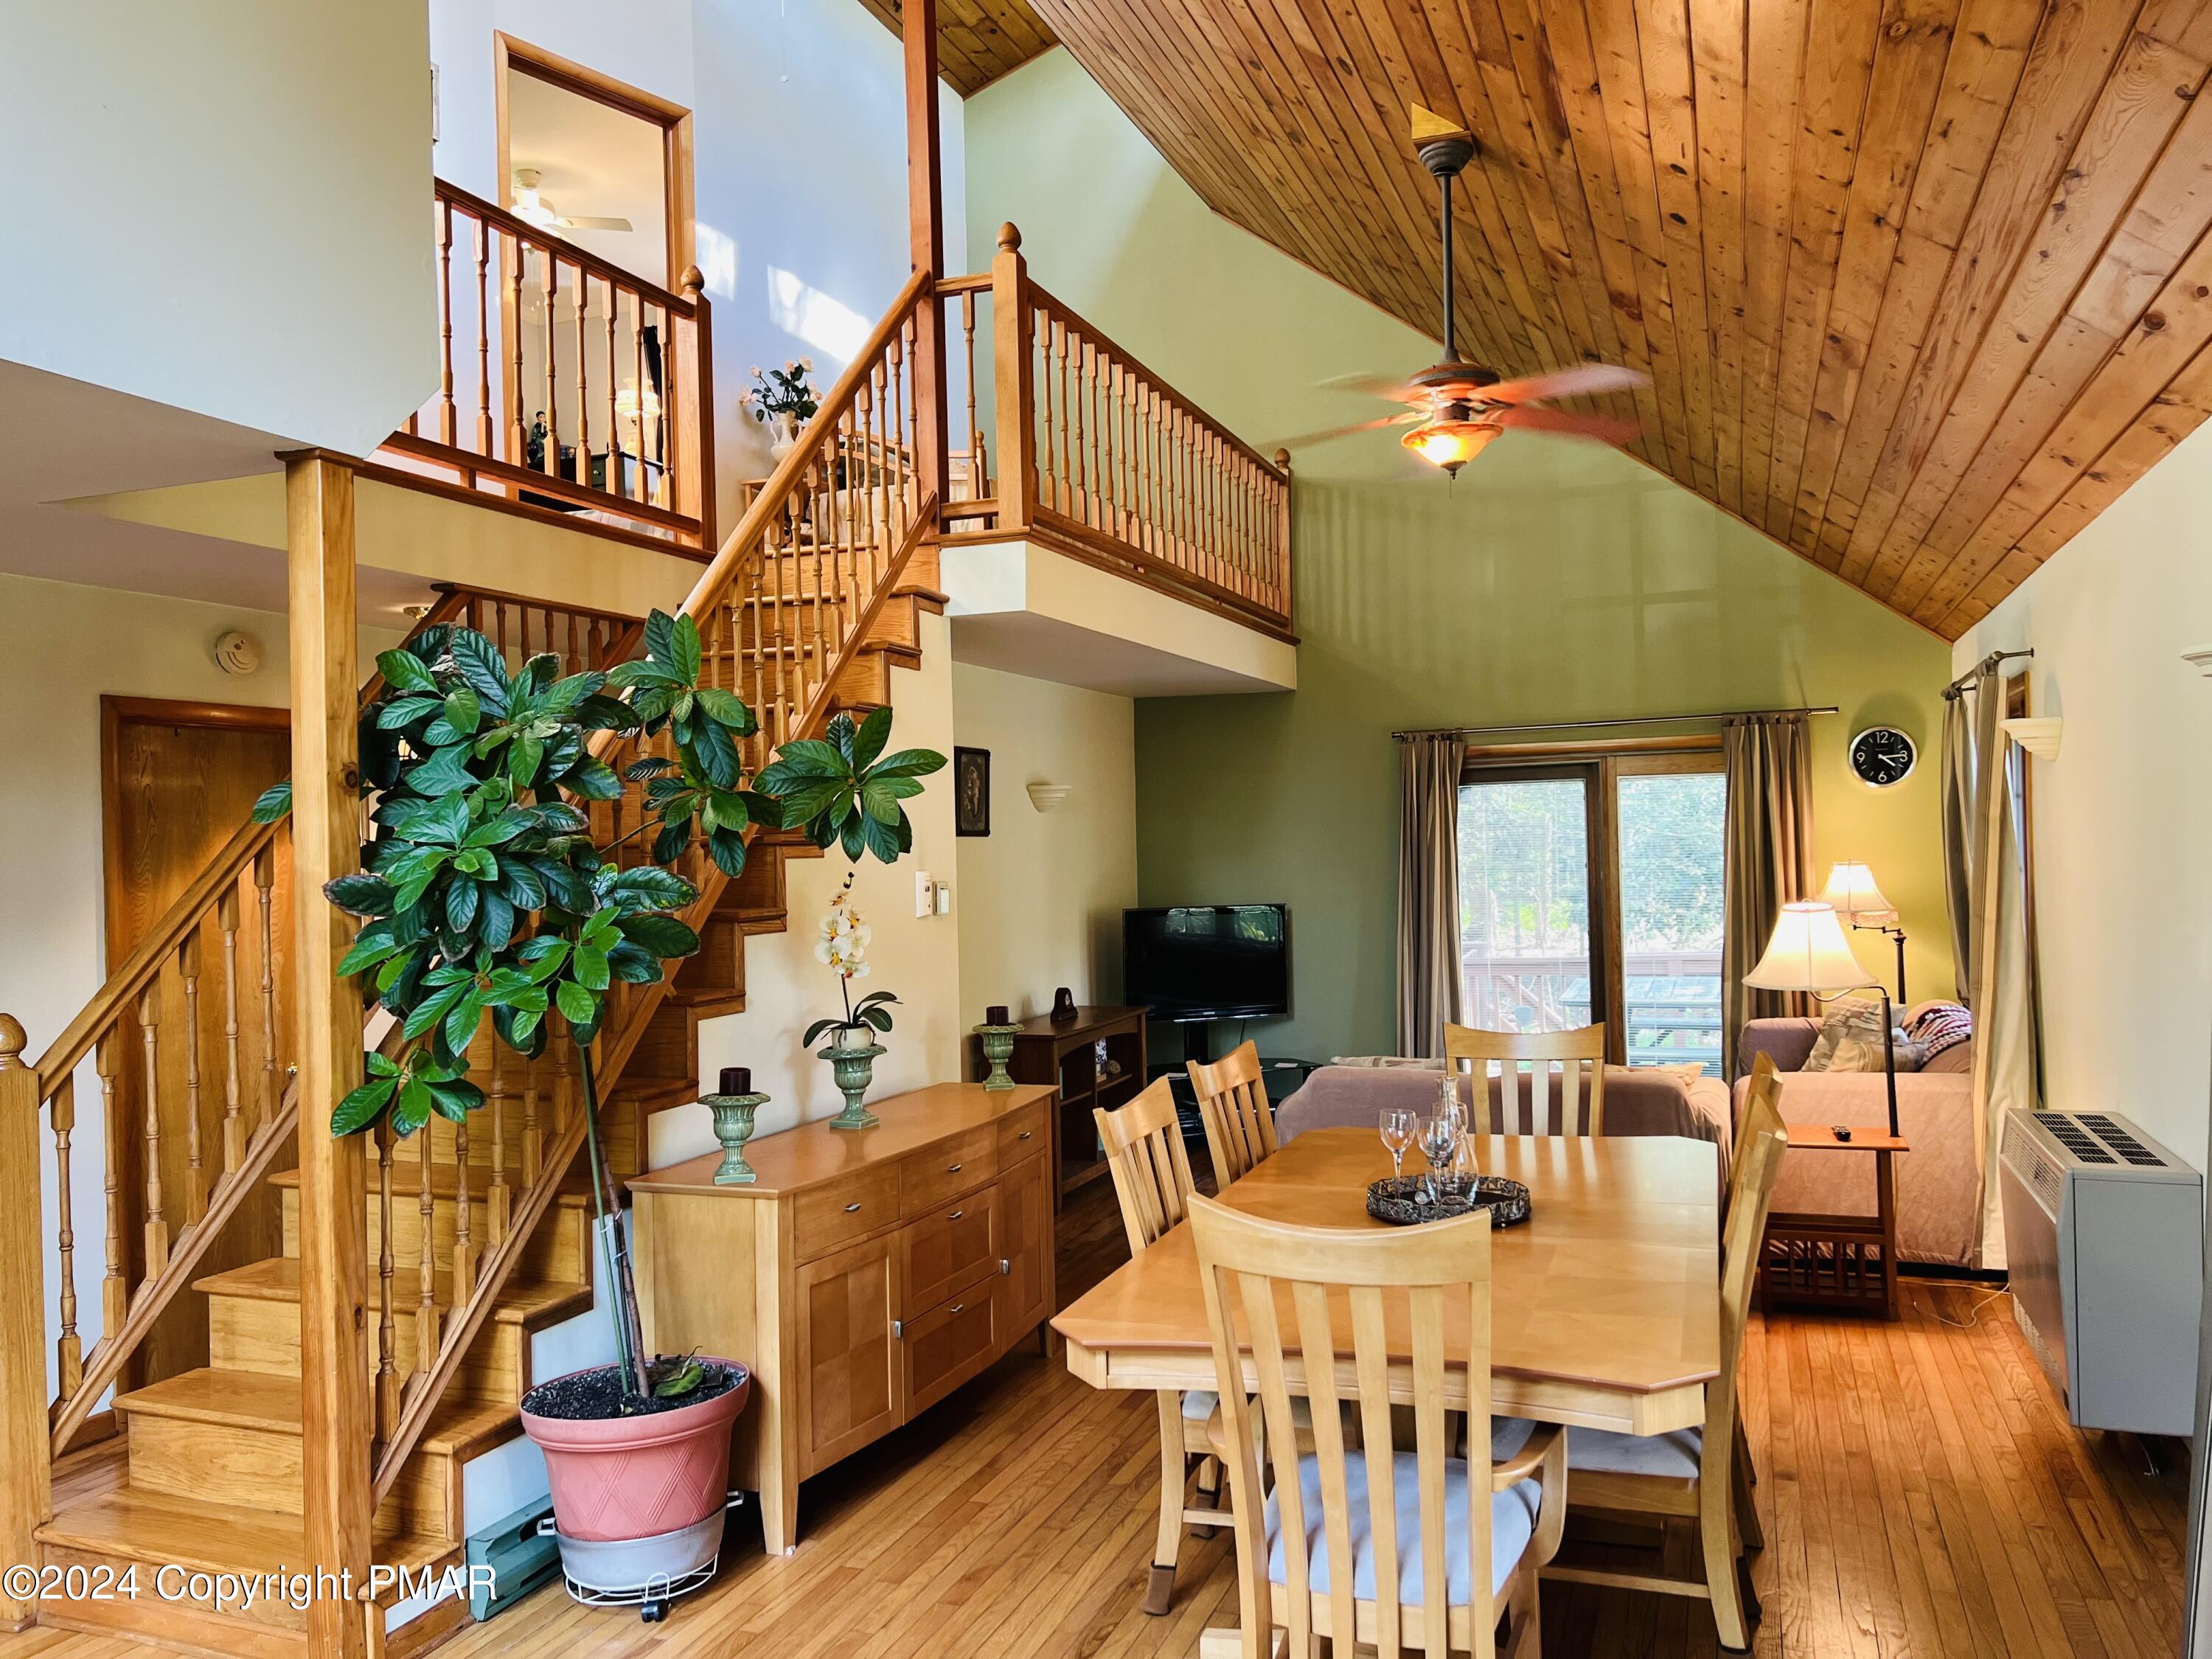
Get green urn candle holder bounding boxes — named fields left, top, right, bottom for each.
left=818, top=1040, right=887, bottom=1130
left=704, top=1068, right=768, bottom=1185
left=975, top=1004, right=1020, bottom=1091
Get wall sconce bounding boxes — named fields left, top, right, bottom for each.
left=1026, top=782, right=1071, bottom=813
left=2000, top=717, right=2062, bottom=759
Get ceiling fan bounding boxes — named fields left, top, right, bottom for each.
left=1281, top=107, right=1644, bottom=476
left=511, top=168, right=633, bottom=234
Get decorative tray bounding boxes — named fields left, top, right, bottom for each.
left=1366, top=1174, right=1531, bottom=1228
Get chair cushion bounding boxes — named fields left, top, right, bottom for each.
left=1264, top=1450, right=1541, bottom=1605
left=1491, top=1415, right=1702, bottom=1481
left=1182, top=1389, right=1219, bottom=1421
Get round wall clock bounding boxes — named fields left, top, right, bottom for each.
left=1848, top=726, right=1917, bottom=787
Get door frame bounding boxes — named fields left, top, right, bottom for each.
left=99, top=696, right=290, bottom=970
left=1461, top=736, right=1725, bottom=1065
left=493, top=32, right=696, bottom=285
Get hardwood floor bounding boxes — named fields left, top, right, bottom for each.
left=0, top=1175, right=2185, bottom=1659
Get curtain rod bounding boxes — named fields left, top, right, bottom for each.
left=1393, top=705, right=1838, bottom=741
left=1944, top=647, right=2034, bottom=699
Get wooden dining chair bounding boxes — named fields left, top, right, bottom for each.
left=1188, top=1040, right=1278, bottom=1186
left=1495, top=1065, right=1788, bottom=1651
left=1444, top=1023, right=1607, bottom=1137
left=1096, top=1077, right=1231, bottom=1615
left=1190, top=1194, right=1568, bottom=1659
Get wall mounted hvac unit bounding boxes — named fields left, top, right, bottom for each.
left=1999, top=1108, right=2202, bottom=1437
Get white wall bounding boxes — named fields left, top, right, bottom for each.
left=1952, top=417, right=2212, bottom=1164
left=427, top=0, right=966, bottom=521
left=0, top=3, right=434, bottom=458
left=952, top=665, right=1139, bottom=1019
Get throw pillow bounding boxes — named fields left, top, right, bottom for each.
left=1803, top=998, right=1898, bottom=1074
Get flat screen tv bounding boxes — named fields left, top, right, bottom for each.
left=1123, top=905, right=1291, bottom=1023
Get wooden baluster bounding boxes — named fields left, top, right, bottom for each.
left=375, top=1116, right=398, bottom=1442
left=136, top=987, right=169, bottom=1277
left=437, top=198, right=457, bottom=446
left=607, top=281, right=622, bottom=495
left=453, top=1110, right=474, bottom=1305
left=543, top=250, right=560, bottom=478
left=1070, top=330, right=1087, bottom=524
left=417, top=1123, right=439, bottom=1368
left=476, top=213, right=493, bottom=456
left=552, top=1026, right=574, bottom=1143
left=577, top=273, right=592, bottom=493
left=508, top=232, right=527, bottom=464
left=52, top=1075, right=81, bottom=1399
left=1150, top=386, right=1168, bottom=557
left=521, top=1049, right=543, bottom=1186
left=254, top=843, right=279, bottom=1122
left=178, top=933, right=206, bottom=1221
left=632, top=291, right=650, bottom=505
left=97, top=1032, right=125, bottom=1334
left=960, top=290, right=982, bottom=499
left=218, top=886, right=245, bottom=1171
left=0, top=1018, right=46, bottom=1609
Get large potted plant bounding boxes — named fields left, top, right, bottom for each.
left=257, top=608, right=939, bottom=1604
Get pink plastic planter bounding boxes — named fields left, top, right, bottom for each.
left=522, top=1361, right=751, bottom=1543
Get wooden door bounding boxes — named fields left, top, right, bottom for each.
left=795, top=1234, right=902, bottom=1475
left=998, top=1152, right=1053, bottom=1339
left=101, top=698, right=293, bottom=1387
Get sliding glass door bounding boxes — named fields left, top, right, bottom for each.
left=1458, top=749, right=1726, bottom=1068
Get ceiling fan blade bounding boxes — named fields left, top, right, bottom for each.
left=1313, top=370, right=1430, bottom=405
left=1489, top=405, right=1640, bottom=444
left=1482, top=363, right=1646, bottom=404
left=556, top=215, right=634, bottom=232
left=1274, top=412, right=1422, bottom=449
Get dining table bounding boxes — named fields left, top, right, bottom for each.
left=1052, top=1127, right=1723, bottom=1436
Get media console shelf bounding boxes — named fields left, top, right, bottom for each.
left=969, top=1006, right=1147, bottom=1203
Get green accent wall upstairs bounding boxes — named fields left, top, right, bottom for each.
left=967, top=50, right=1954, bottom=1064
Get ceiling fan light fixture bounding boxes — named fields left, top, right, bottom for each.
left=1403, top=417, right=1498, bottom=476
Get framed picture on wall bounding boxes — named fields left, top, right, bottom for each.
left=954, top=746, right=990, bottom=836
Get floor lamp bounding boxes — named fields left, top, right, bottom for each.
left=1743, top=900, right=1900, bottom=1138
left=1821, top=860, right=1908, bottom=1006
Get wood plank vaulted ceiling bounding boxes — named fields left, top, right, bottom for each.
left=1001, top=0, right=2212, bottom=639
left=859, top=0, right=1059, bottom=94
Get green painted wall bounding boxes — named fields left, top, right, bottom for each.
left=968, top=52, right=1954, bottom=1062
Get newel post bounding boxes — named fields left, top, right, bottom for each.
left=1273, top=446, right=1294, bottom=622
left=905, top=0, right=950, bottom=511
left=675, top=267, right=717, bottom=550
left=0, top=1015, right=49, bottom=1630
left=283, top=452, right=373, bottom=1659
left=992, top=224, right=1035, bottom=532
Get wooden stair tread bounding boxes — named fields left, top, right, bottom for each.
left=605, top=1074, right=699, bottom=1107
left=114, top=1368, right=524, bottom=1458
left=193, top=1256, right=588, bottom=1325
left=268, top=1162, right=594, bottom=1203
left=41, top=1467, right=451, bottom=1585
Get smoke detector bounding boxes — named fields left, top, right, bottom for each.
left=212, top=630, right=264, bottom=676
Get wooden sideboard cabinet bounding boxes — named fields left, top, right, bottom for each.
left=629, top=1082, right=1058, bottom=1554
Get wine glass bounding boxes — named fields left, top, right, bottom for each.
left=1379, top=1106, right=1417, bottom=1186
left=1417, top=1110, right=1464, bottom=1206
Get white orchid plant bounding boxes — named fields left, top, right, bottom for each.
left=803, top=873, right=898, bottom=1049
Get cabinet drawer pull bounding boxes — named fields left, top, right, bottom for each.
left=947, top=1209, right=964, bottom=1222
left=892, top=1319, right=905, bottom=1340
left=1000, top=1257, right=1011, bottom=1276
left=1018, top=1130, right=1032, bottom=1141
left=844, top=1203, right=863, bottom=1213
left=947, top=1162, right=963, bottom=1173
left=949, top=1304, right=966, bottom=1316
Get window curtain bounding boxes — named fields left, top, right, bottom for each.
left=1721, top=714, right=1818, bottom=1080
left=1396, top=734, right=1467, bottom=1058
left=1958, top=665, right=2039, bottom=1267
left=1939, top=690, right=1975, bottom=1002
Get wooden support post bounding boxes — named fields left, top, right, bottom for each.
left=991, top=224, right=1034, bottom=532
left=674, top=270, right=717, bottom=550
left=284, top=452, right=373, bottom=1659
left=0, top=1015, right=50, bottom=1631
left=904, top=0, right=949, bottom=513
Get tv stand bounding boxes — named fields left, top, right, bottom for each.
left=968, top=1006, right=1147, bottom=1206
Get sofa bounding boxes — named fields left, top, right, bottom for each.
left=1276, top=1061, right=1735, bottom=1189
left=1735, top=1019, right=1978, bottom=1268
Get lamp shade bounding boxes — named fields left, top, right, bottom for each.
left=1743, top=902, right=1870, bottom=993
left=1818, top=860, right=1899, bottom=925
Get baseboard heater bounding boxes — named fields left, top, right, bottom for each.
left=1998, top=1108, right=2202, bottom=1437
left=467, top=1496, right=561, bottom=1621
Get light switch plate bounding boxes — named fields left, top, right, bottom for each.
left=933, top=881, right=953, bottom=917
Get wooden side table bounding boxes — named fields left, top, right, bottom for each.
left=1761, top=1125, right=1909, bottom=1318
left=968, top=1006, right=1147, bottom=1206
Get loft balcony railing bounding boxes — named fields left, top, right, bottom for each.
left=934, top=226, right=1293, bottom=638
left=375, top=180, right=716, bottom=555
